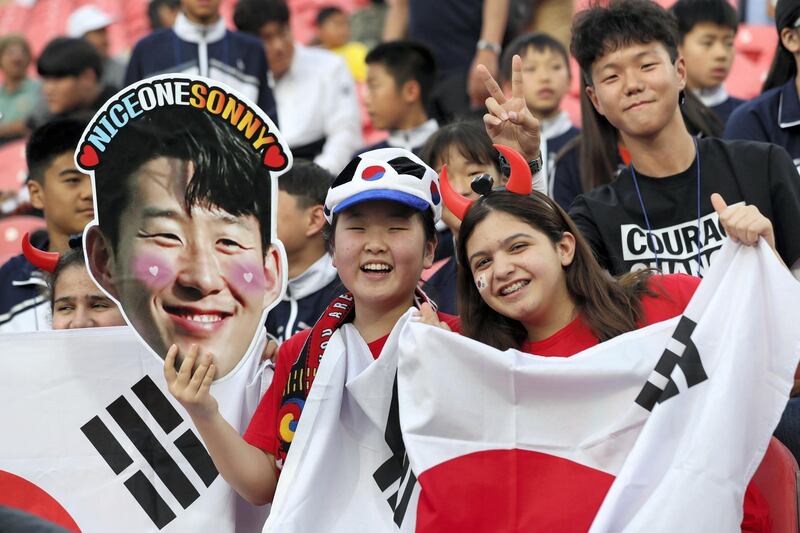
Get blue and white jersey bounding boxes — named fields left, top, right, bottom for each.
left=125, top=13, right=278, bottom=126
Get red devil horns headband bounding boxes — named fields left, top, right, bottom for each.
left=22, top=232, right=60, bottom=273
left=439, top=144, right=532, bottom=221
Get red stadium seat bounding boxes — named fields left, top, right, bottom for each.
left=736, top=24, right=778, bottom=66
left=726, top=54, right=769, bottom=101
left=752, top=436, right=800, bottom=533
left=0, top=140, right=28, bottom=194
left=0, top=216, right=45, bottom=267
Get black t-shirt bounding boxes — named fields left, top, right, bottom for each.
left=569, top=137, right=800, bottom=276
left=408, top=0, right=483, bottom=76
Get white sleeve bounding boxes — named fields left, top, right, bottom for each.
left=314, top=58, right=364, bottom=174
left=533, top=136, right=547, bottom=195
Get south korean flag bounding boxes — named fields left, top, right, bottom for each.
left=0, top=326, right=271, bottom=532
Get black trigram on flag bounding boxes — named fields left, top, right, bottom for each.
left=635, top=316, right=709, bottom=411
left=80, top=376, right=218, bottom=529
left=373, top=373, right=416, bottom=528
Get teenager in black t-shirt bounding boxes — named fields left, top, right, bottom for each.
left=569, top=138, right=800, bottom=275
left=560, top=0, right=800, bottom=278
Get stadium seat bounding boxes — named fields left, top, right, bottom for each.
left=0, top=216, right=45, bottom=267
left=727, top=53, right=770, bottom=100
left=0, top=139, right=28, bottom=194
left=752, top=436, right=800, bottom=533
left=736, top=24, right=778, bottom=66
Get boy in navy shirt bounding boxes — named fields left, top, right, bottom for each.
left=267, top=161, right=341, bottom=341
left=671, top=0, right=745, bottom=125
left=125, top=0, right=277, bottom=125
left=0, top=119, right=92, bottom=332
left=358, top=41, right=438, bottom=156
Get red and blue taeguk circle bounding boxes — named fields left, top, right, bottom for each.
left=430, top=182, right=441, bottom=204
left=361, top=165, right=386, bottom=181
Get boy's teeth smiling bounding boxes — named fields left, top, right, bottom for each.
left=501, top=280, right=529, bottom=295
left=361, top=263, right=392, bottom=272
left=165, top=306, right=229, bottom=323
left=186, top=314, right=222, bottom=323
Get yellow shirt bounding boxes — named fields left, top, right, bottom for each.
left=331, top=42, right=368, bottom=82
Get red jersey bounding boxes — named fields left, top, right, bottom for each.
left=521, top=273, right=701, bottom=356
left=244, top=311, right=459, bottom=471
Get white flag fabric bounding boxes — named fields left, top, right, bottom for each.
left=265, top=322, right=418, bottom=532
left=0, top=325, right=272, bottom=532
left=398, top=240, right=800, bottom=532
left=266, top=240, right=800, bottom=532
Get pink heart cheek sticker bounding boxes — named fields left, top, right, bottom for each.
left=228, top=261, right=267, bottom=294
left=132, top=254, right=174, bottom=289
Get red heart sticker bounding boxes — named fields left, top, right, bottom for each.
left=263, top=144, right=287, bottom=170
left=78, top=143, right=99, bottom=169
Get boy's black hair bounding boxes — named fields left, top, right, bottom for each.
left=148, top=0, right=180, bottom=30
left=233, top=0, right=290, bottom=34
left=670, top=0, right=739, bottom=41
left=93, top=105, right=273, bottom=255
left=570, top=0, right=679, bottom=85
left=365, top=41, right=436, bottom=107
left=278, top=160, right=333, bottom=208
left=26, top=117, right=87, bottom=184
left=419, top=120, right=500, bottom=172
left=764, top=0, right=800, bottom=91
left=37, top=37, right=102, bottom=79
left=316, top=6, right=344, bottom=26
left=501, top=32, right=571, bottom=83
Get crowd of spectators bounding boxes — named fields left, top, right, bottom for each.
left=0, top=0, right=799, bottom=527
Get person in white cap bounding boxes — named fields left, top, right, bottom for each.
left=163, top=148, right=459, bottom=507
left=66, top=5, right=126, bottom=90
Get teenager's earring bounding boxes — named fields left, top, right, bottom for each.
left=679, top=90, right=686, bottom=106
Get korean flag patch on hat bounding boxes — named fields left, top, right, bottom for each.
left=324, top=148, right=442, bottom=223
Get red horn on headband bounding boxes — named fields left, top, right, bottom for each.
left=22, top=232, right=60, bottom=273
left=494, top=144, right=532, bottom=196
left=439, top=164, right=474, bottom=221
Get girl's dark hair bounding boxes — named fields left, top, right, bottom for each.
left=763, top=45, right=796, bottom=93
left=323, top=204, right=437, bottom=254
left=559, top=78, right=721, bottom=194
left=48, top=247, right=88, bottom=313
left=419, top=120, right=500, bottom=171
left=456, top=191, right=655, bottom=351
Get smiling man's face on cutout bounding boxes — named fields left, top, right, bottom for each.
left=87, top=156, right=281, bottom=379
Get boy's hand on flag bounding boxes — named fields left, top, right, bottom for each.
left=164, top=343, right=219, bottom=422
left=711, top=193, right=776, bottom=250
left=414, top=302, right=452, bottom=331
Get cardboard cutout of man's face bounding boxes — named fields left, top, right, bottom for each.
left=78, top=75, right=291, bottom=380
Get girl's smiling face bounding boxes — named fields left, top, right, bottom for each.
left=331, top=200, right=435, bottom=314
left=52, top=265, right=126, bottom=330
left=465, top=210, right=575, bottom=339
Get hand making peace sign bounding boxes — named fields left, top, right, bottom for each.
left=478, top=54, right=542, bottom=162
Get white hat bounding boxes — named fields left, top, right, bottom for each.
left=324, top=148, right=442, bottom=224
left=67, top=5, right=114, bottom=38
